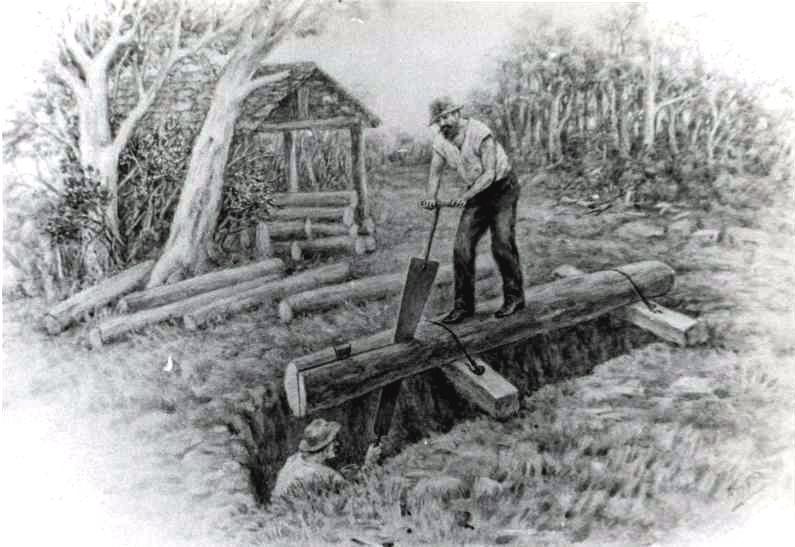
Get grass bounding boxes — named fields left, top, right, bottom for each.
left=3, top=164, right=794, bottom=546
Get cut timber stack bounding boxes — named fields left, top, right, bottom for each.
left=117, top=258, right=285, bottom=313
left=183, top=262, right=351, bottom=330
left=265, top=192, right=376, bottom=261
left=43, top=260, right=155, bottom=335
left=278, top=255, right=499, bottom=323
left=88, top=262, right=348, bottom=347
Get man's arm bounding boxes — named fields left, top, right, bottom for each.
left=420, top=150, right=446, bottom=209
left=458, top=135, right=497, bottom=202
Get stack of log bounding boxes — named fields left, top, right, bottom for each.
left=42, top=256, right=356, bottom=347
left=260, top=191, right=377, bottom=261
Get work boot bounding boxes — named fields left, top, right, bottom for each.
left=494, top=299, right=525, bottom=318
left=441, top=308, right=474, bottom=324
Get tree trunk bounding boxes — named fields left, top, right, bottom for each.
left=278, top=257, right=497, bottom=323
left=284, top=130, right=299, bottom=192
left=547, top=90, right=563, bottom=161
left=350, top=123, right=369, bottom=225
left=642, top=43, right=657, bottom=154
left=284, top=260, right=676, bottom=416
left=43, top=259, right=154, bottom=334
left=667, top=108, right=680, bottom=157
left=183, top=262, right=351, bottom=330
left=118, top=257, right=284, bottom=312
left=147, top=77, right=250, bottom=287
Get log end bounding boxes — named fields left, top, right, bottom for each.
left=183, top=314, right=198, bottom=331
left=361, top=217, right=376, bottom=235
left=284, top=361, right=306, bottom=417
left=348, top=224, right=360, bottom=238
left=278, top=300, right=294, bottom=324
left=353, top=237, right=366, bottom=256
left=303, top=218, right=313, bottom=239
left=685, top=320, right=709, bottom=346
left=116, top=298, right=129, bottom=314
left=87, top=328, right=104, bottom=350
left=363, top=236, right=377, bottom=253
left=43, top=314, right=64, bottom=336
left=342, top=206, right=355, bottom=227
left=291, top=241, right=303, bottom=262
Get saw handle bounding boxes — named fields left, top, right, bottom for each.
left=423, top=206, right=440, bottom=262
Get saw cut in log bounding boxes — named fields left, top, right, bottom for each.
left=290, top=236, right=369, bottom=261
left=44, top=260, right=154, bottom=335
left=88, top=270, right=286, bottom=348
left=284, top=261, right=675, bottom=417
left=441, top=358, right=519, bottom=419
left=278, top=255, right=498, bottom=323
left=117, top=258, right=285, bottom=313
left=270, top=191, right=357, bottom=208
left=270, top=206, right=355, bottom=226
left=552, top=264, right=707, bottom=346
left=183, top=262, right=351, bottom=330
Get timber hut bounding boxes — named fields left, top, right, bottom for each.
left=236, top=62, right=381, bottom=227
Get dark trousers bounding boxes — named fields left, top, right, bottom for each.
left=453, top=171, right=524, bottom=312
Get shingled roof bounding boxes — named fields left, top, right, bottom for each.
left=238, top=61, right=381, bottom=132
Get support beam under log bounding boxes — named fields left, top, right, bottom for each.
left=284, top=260, right=675, bottom=417
left=441, top=358, right=519, bottom=419
left=552, top=264, right=707, bottom=347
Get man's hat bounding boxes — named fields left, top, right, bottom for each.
left=429, top=96, right=463, bottom=125
left=299, top=418, right=341, bottom=453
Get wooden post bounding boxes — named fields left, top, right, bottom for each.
left=255, top=222, right=271, bottom=259
left=283, top=131, right=299, bottom=192
left=350, top=122, right=369, bottom=226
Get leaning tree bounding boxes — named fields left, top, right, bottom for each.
left=146, top=0, right=361, bottom=287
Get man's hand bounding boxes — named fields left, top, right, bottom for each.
left=419, top=199, right=438, bottom=210
left=364, top=443, right=382, bottom=467
left=449, top=198, right=467, bottom=208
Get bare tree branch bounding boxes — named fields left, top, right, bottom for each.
left=235, top=70, right=290, bottom=102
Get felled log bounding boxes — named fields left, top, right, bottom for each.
left=117, top=258, right=285, bottom=313
left=552, top=264, right=707, bottom=346
left=183, top=262, right=351, bottom=330
left=284, top=260, right=675, bottom=416
left=268, top=220, right=312, bottom=240
left=43, top=260, right=154, bottom=335
left=88, top=270, right=286, bottom=348
left=278, top=256, right=498, bottom=323
left=289, top=236, right=372, bottom=261
left=307, top=221, right=360, bottom=239
left=269, top=206, right=355, bottom=226
left=270, top=191, right=357, bottom=208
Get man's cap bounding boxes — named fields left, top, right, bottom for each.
left=429, top=96, right=463, bottom=125
left=299, top=418, right=341, bottom=453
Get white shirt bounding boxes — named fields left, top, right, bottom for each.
left=432, top=118, right=512, bottom=187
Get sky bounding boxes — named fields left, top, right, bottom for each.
left=1, top=1, right=793, bottom=137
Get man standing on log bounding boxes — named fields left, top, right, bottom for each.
left=421, top=96, right=524, bottom=324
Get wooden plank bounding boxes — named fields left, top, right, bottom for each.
left=372, top=381, right=402, bottom=441
left=350, top=123, right=369, bottom=224
left=553, top=264, right=707, bottom=347
left=441, top=358, right=519, bottom=419
left=284, top=260, right=676, bottom=416
left=259, top=116, right=360, bottom=133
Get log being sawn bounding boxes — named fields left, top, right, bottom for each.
left=284, top=260, right=676, bottom=417
left=269, top=206, right=355, bottom=226
left=553, top=264, right=707, bottom=346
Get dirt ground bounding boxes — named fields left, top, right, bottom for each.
left=2, top=165, right=793, bottom=546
